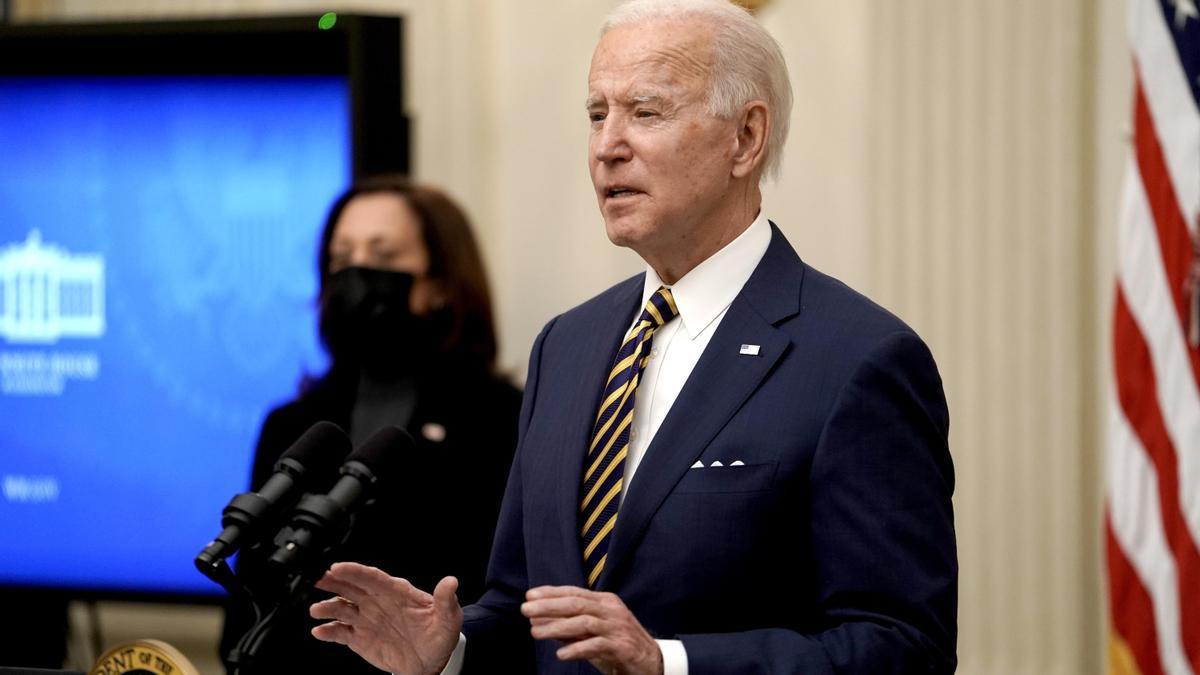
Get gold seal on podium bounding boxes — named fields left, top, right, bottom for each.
left=88, top=639, right=200, bottom=675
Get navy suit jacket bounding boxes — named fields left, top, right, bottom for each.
left=463, top=225, right=957, bottom=674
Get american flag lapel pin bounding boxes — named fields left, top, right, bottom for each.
left=739, top=344, right=761, bottom=356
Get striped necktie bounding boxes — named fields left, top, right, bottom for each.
left=580, top=286, right=679, bottom=587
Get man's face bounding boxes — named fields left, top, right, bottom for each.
left=587, top=18, right=738, bottom=256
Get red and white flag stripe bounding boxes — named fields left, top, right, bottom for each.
left=1107, top=1, right=1200, bottom=675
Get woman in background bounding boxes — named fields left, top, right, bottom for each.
left=221, top=175, right=521, bottom=674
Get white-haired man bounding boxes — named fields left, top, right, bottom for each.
left=310, top=1, right=957, bottom=673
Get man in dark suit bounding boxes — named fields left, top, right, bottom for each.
left=308, top=1, right=957, bottom=673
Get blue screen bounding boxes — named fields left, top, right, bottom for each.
left=0, top=76, right=350, bottom=595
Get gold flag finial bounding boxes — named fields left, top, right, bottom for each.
left=731, top=0, right=771, bottom=14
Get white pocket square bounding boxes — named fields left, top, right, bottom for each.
left=692, top=459, right=747, bottom=469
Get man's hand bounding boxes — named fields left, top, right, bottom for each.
left=521, top=585, right=663, bottom=675
left=310, top=562, right=463, bottom=675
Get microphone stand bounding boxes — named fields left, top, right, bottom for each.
left=195, top=555, right=273, bottom=675
left=205, top=520, right=359, bottom=675
left=226, top=605, right=279, bottom=675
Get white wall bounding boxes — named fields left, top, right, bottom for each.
left=863, top=2, right=1124, bottom=672
left=11, top=1, right=1127, bottom=673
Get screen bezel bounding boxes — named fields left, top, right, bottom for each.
left=0, top=14, right=410, bottom=179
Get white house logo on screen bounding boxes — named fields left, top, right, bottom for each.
left=0, top=229, right=105, bottom=344
left=0, top=230, right=103, bottom=396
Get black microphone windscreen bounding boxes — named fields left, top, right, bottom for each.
left=280, top=421, right=352, bottom=476
left=346, top=426, right=413, bottom=478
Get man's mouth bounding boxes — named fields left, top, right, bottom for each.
left=606, top=187, right=641, bottom=199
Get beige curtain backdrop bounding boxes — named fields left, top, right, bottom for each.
left=11, top=1, right=1128, bottom=673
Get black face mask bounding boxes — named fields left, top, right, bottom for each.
left=319, top=267, right=436, bottom=375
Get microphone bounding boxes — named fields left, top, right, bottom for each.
left=267, top=425, right=411, bottom=574
left=196, top=421, right=352, bottom=576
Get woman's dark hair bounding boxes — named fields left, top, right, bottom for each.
left=317, top=174, right=498, bottom=371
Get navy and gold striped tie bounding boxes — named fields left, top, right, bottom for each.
left=580, top=286, right=679, bottom=587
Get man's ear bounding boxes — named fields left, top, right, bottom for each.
left=731, top=101, right=770, bottom=179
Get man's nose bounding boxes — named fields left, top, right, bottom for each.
left=592, top=116, right=632, bottom=163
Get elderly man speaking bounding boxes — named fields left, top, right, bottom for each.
left=309, top=1, right=957, bottom=673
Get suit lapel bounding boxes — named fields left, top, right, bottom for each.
left=598, top=224, right=805, bottom=588
left=552, top=276, right=644, bottom=583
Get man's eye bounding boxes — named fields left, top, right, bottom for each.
left=589, top=112, right=606, bottom=123
left=635, top=109, right=658, bottom=118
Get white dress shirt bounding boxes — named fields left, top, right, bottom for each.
left=442, top=212, right=772, bottom=675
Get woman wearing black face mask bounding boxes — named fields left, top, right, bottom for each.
left=220, top=176, right=521, bottom=674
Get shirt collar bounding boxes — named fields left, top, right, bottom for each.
left=641, top=211, right=772, bottom=340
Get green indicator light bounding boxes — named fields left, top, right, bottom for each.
left=318, top=12, right=337, bottom=30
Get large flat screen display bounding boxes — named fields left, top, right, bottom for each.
left=0, top=74, right=351, bottom=596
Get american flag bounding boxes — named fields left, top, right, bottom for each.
left=1107, top=0, right=1200, bottom=673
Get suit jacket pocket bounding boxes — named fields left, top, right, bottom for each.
left=674, top=461, right=778, bottom=494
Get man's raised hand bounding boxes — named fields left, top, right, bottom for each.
left=311, top=562, right=463, bottom=675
